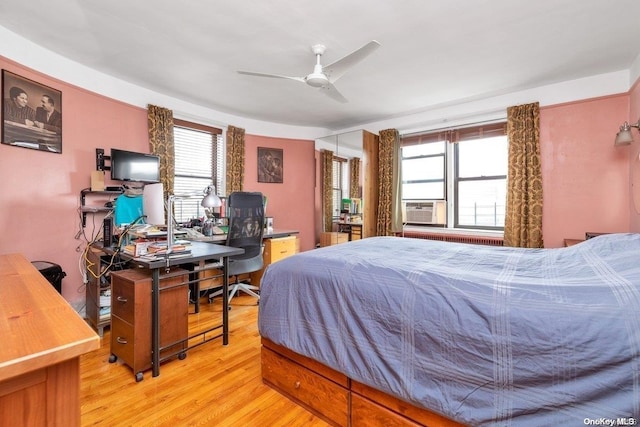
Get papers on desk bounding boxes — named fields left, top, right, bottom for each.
left=146, top=242, right=191, bottom=255
left=128, top=224, right=187, bottom=239
left=123, top=240, right=191, bottom=257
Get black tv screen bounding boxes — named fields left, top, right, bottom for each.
left=110, top=148, right=160, bottom=183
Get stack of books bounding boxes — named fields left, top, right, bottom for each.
left=122, top=224, right=191, bottom=257
left=123, top=241, right=191, bottom=257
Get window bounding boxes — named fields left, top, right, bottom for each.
left=172, top=119, right=223, bottom=223
left=332, top=156, right=347, bottom=219
left=401, top=123, right=507, bottom=231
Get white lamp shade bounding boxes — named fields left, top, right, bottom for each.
left=615, top=129, right=633, bottom=146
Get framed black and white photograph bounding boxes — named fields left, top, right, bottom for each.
left=2, top=70, right=62, bottom=153
left=257, top=147, right=283, bottom=183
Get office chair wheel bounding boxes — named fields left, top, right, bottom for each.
left=108, top=354, right=117, bottom=363
left=135, top=372, right=144, bottom=382
left=178, top=352, right=187, bottom=360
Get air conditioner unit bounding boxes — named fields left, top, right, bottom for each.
left=403, top=200, right=446, bottom=224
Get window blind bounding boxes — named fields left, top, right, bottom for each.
left=173, top=121, right=223, bottom=223
left=401, top=122, right=506, bottom=146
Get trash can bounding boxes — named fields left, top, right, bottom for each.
left=31, top=261, right=66, bottom=294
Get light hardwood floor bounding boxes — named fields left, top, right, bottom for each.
left=80, top=294, right=329, bottom=427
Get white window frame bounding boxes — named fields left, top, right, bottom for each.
left=401, top=122, right=507, bottom=232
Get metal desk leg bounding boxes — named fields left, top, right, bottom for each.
left=191, top=262, right=201, bottom=314
left=151, top=267, right=160, bottom=377
left=223, top=256, right=229, bottom=345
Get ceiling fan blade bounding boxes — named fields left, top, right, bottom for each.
left=237, top=70, right=305, bottom=83
left=323, top=40, right=381, bottom=82
left=319, top=83, right=348, bottom=103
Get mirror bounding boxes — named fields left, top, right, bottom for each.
left=315, top=130, right=365, bottom=247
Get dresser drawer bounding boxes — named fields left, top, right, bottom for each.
left=262, top=346, right=348, bottom=426
left=351, top=394, right=420, bottom=427
left=199, top=266, right=224, bottom=291
left=110, top=278, right=136, bottom=323
left=267, top=236, right=298, bottom=263
left=110, top=315, right=146, bottom=371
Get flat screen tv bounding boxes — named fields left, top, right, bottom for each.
left=110, top=148, right=160, bottom=183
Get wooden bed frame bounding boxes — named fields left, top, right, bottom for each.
left=261, top=338, right=466, bottom=427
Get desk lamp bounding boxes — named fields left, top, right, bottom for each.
left=201, top=185, right=222, bottom=210
left=166, top=185, right=222, bottom=255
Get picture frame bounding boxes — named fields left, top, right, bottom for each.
left=2, top=69, right=63, bottom=153
left=257, top=147, right=283, bottom=183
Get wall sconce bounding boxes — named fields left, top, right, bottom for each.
left=615, top=118, right=640, bottom=146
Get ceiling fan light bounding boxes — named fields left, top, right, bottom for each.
left=306, top=73, right=328, bottom=87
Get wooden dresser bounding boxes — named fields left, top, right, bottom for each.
left=0, top=253, right=100, bottom=426
left=109, top=268, right=188, bottom=381
left=250, top=234, right=299, bottom=285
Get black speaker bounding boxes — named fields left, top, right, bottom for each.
left=103, top=217, right=113, bottom=247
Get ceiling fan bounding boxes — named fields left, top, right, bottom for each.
left=237, top=40, right=381, bottom=103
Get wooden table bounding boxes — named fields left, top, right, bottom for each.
left=0, top=253, right=100, bottom=426
left=564, top=238, right=585, bottom=247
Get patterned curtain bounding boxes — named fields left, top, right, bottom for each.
left=504, top=102, right=544, bottom=248
left=147, top=104, right=175, bottom=196
left=349, top=157, right=361, bottom=198
left=322, top=149, right=334, bottom=232
left=226, top=125, right=245, bottom=194
left=377, top=129, right=400, bottom=236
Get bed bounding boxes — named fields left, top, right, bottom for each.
left=258, top=233, right=640, bottom=426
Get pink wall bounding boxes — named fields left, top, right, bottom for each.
left=629, top=79, right=640, bottom=232
left=243, top=135, right=316, bottom=252
left=0, top=57, right=148, bottom=307
left=2, top=53, right=639, bottom=307
left=540, top=94, right=631, bottom=247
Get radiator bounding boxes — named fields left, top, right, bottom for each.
left=399, top=231, right=504, bottom=247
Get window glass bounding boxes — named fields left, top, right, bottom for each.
left=402, top=140, right=445, bottom=156
left=401, top=140, right=446, bottom=201
left=402, top=156, right=444, bottom=181
left=457, top=179, right=506, bottom=227
left=457, top=137, right=507, bottom=178
left=403, top=182, right=444, bottom=200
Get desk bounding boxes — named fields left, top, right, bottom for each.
left=102, top=241, right=244, bottom=378
left=335, top=222, right=362, bottom=241
left=0, top=253, right=100, bottom=425
left=188, top=228, right=299, bottom=243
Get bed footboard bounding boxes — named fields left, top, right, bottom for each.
left=261, top=338, right=465, bottom=427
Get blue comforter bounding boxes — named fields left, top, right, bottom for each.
left=258, top=234, right=640, bottom=426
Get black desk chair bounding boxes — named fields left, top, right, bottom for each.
left=208, top=192, right=265, bottom=305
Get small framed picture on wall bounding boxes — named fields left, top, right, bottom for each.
left=257, top=147, right=283, bottom=183
left=2, top=69, right=63, bottom=153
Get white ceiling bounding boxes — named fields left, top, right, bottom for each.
left=1, top=0, right=640, bottom=131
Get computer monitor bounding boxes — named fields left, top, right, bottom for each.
left=110, top=148, right=160, bottom=183
left=143, top=183, right=165, bottom=225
